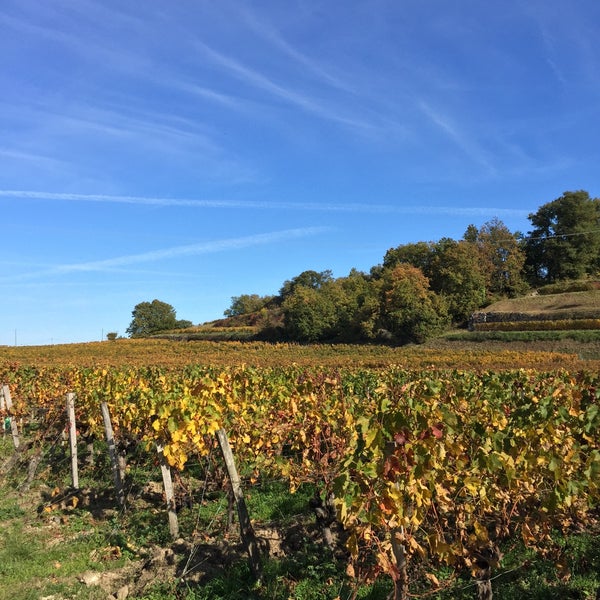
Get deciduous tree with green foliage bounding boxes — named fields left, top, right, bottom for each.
left=224, top=294, right=274, bottom=317
left=380, top=264, right=449, bottom=343
left=427, top=238, right=487, bottom=323
left=281, top=285, right=338, bottom=342
left=382, top=241, right=435, bottom=273
left=324, top=270, right=381, bottom=341
left=525, top=190, right=600, bottom=284
left=126, top=299, right=190, bottom=337
left=280, top=269, right=380, bottom=342
left=278, top=269, right=334, bottom=300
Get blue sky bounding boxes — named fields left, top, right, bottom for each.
left=1, top=0, right=599, bottom=345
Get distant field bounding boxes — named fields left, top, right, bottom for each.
left=1, top=337, right=598, bottom=371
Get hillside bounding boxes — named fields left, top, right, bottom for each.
left=147, top=287, right=600, bottom=350
left=432, top=286, right=600, bottom=360
left=481, top=289, right=600, bottom=315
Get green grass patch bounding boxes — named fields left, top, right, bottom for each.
left=0, top=504, right=116, bottom=600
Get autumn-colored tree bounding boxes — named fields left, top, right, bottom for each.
left=471, top=218, right=528, bottom=298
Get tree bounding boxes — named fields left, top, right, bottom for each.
left=427, top=239, right=487, bottom=323
left=279, top=269, right=334, bottom=300
left=471, top=218, right=528, bottom=298
left=379, top=264, right=449, bottom=344
left=324, top=270, right=381, bottom=341
left=524, top=190, right=600, bottom=284
left=281, top=285, right=338, bottom=342
left=279, top=269, right=383, bottom=343
left=126, top=299, right=183, bottom=337
left=383, top=241, right=435, bottom=273
left=224, top=294, right=274, bottom=317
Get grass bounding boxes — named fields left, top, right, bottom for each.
left=482, top=288, right=600, bottom=315
left=0, top=495, right=112, bottom=600
left=0, top=437, right=125, bottom=600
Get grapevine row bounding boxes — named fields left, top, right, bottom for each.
left=1, top=363, right=599, bottom=598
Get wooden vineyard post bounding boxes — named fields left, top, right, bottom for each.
left=1, top=385, right=5, bottom=438
left=2, top=385, right=20, bottom=449
left=390, top=528, right=409, bottom=600
left=100, top=402, right=126, bottom=508
left=156, top=443, right=179, bottom=539
left=215, top=428, right=263, bottom=581
left=66, top=393, right=79, bottom=490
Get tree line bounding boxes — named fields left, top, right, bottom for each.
left=128, top=190, right=600, bottom=344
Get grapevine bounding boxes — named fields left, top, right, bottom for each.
left=0, top=353, right=598, bottom=597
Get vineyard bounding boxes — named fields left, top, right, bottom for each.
left=1, top=341, right=600, bottom=599
left=2, top=337, right=599, bottom=369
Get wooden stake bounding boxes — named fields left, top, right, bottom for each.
left=2, top=385, right=20, bottom=449
left=390, top=528, right=410, bottom=600
left=215, top=428, right=263, bottom=580
left=100, top=402, right=125, bottom=508
left=1, top=386, right=5, bottom=438
left=66, top=393, right=79, bottom=490
left=156, top=443, right=179, bottom=539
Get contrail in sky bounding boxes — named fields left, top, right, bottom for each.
left=0, top=227, right=330, bottom=282
left=0, top=189, right=531, bottom=217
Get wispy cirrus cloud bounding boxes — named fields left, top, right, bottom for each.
left=0, top=189, right=532, bottom=218
left=235, top=4, right=357, bottom=95
left=0, top=4, right=150, bottom=76
left=418, top=101, right=497, bottom=175
left=193, top=40, right=377, bottom=133
left=0, top=148, right=67, bottom=169
left=0, top=95, right=258, bottom=184
left=0, top=227, right=331, bottom=284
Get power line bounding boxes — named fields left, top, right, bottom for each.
left=523, top=227, right=600, bottom=242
